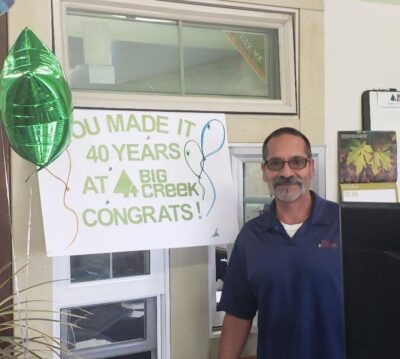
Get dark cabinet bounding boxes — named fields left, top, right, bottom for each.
left=341, top=202, right=400, bottom=359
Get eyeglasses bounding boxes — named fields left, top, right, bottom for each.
left=264, top=157, right=310, bottom=171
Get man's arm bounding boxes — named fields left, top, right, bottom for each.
left=218, top=313, right=253, bottom=359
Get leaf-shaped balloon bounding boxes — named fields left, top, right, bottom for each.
left=0, top=27, right=72, bottom=168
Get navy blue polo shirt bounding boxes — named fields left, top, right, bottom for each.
left=219, top=192, right=345, bottom=359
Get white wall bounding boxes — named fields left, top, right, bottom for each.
left=325, top=0, right=400, bottom=200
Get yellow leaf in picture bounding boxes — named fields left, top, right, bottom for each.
left=346, top=140, right=373, bottom=175
left=371, top=150, right=393, bottom=175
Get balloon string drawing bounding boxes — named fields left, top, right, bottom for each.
left=45, top=150, right=79, bottom=247
left=0, top=27, right=78, bottom=245
left=184, top=119, right=226, bottom=216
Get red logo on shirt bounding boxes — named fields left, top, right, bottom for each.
left=318, top=240, right=338, bottom=249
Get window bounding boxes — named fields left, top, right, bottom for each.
left=209, top=144, right=326, bottom=334
left=66, top=11, right=280, bottom=99
left=52, top=0, right=298, bottom=113
left=52, top=250, right=168, bottom=359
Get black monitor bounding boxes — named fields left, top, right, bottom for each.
left=340, top=202, right=400, bottom=359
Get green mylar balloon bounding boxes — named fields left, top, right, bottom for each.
left=0, top=27, right=72, bottom=168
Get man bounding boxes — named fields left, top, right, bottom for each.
left=218, top=127, right=344, bottom=359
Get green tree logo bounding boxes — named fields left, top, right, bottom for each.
left=114, top=170, right=138, bottom=197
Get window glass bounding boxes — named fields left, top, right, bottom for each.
left=215, top=245, right=228, bottom=307
left=112, top=251, right=150, bottom=278
left=66, top=9, right=281, bottom=100
left=70, top=251, right=150, bottom=283
left=67, top=10, right=180, bottom=93
left=61, top=297, right=157, bottom=358
left=243, top=162, right=272, bottom=222
left=182, top=24, right=279, bottom=98
left=70, top=253, right=110, bottom=282
left=63, top=299, right=147, bottom=350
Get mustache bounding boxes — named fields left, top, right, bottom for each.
left=273, top=176, right=304, bottom=187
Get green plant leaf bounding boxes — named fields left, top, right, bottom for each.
left=0, top=262, right=81, bottom=358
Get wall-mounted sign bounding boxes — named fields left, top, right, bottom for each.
left=38, top=109, right=238, bottom=256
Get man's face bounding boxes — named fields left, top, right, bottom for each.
left=262, top=134, right=315, bottom=203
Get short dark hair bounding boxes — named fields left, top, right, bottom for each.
left=262, top=127, right=312, bottom=161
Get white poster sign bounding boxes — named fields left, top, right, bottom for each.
left=38, top=109, right=238, bottom=256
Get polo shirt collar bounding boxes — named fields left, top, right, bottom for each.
left=259, top=191, right=332, bottom=233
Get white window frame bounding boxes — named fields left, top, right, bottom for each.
left=52, top=249, right=170, bottom=359
left=209, top=143, right=326, bottom=336
left=52, top=0, right=298, bottom=114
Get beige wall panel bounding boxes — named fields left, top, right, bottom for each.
left=11, top=155, right=46, bottom=256
left=169, top=246, right=210, bottom=359
left=298, top=9, right=325, bottom=146
left=14, top=255, right=54, bottom=359
left=7, top=0, right=52, bottom=47
left=226, top=116, right=300, bottom=143
left=8, top=1, right=54, bottom=357
left=12, top=153, right=53, bottom=359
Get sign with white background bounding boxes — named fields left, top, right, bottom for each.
left=38, top=109, right=238, bottom=256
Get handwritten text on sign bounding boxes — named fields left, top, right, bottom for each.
left=38, top=110, right=238, bottom=256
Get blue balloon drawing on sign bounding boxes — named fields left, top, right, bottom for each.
left=184, top=119, right=226, bottom=216
left=0, top=0, right=14, bottom=16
